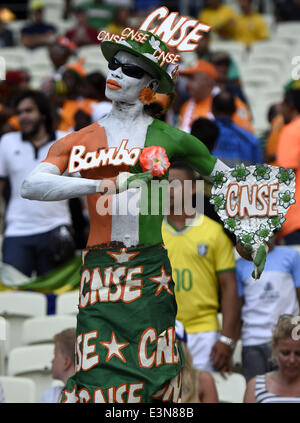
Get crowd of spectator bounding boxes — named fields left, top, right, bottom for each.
left=0, top=0, right=300, bottom=403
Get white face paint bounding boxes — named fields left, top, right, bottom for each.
left=105, top=51, right=158, bottom=103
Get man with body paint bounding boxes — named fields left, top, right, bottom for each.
left=21, top=31, right=266, bottom=403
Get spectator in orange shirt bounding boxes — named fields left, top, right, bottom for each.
left=178, top=60, right=253, bottom=134
left=276, top=88, right=300, bottom=244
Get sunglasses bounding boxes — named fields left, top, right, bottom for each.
left=108, top=57, right=152, bottom=79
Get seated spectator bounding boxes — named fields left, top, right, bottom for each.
left=275, top=0, right=300, bottom=22
left=106, top=6, right=130, bottom=35
left=179, top=60, right=253, bottom=134
left=176, top=320, right=219, bottom=403
left=41, top=328, right=76, bottom=402
left=65, top=6, right=99, bottom=47
left=237, top=233, right=300, bottom=383
left=244, top=314, right=300, bottom=402
left=233, top=0, right=269, bottom=46
left=211, top=90, right=262, bottom=166
left=79, top=0, right=117, bottom=30
left=20, top=0, right=56, bottom=49
left=198, top=0, right=237, bottom=40
left=0, top=9, right=15, bottom=47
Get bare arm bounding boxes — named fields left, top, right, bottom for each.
left=198, top=371, right=219, bottom=403
left=21, top=135, right=152, bottom=202
left=244, top=377, right=257, bottom=403
left=21, top=162, right=102, bottom=201
left=210, top=270, right=240, bottom=375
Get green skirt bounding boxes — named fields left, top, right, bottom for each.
left=60, top=243, right=184, bottom=403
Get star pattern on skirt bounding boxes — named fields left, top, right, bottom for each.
left=149, top=265, right=173, bottom=296
left=106, top=248, right=140, bottom=263
left=61, top=384, right=79, bottom=403
left=100, top=331, right=129, bottom=363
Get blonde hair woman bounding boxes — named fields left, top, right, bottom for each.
left=180, top=340, right=218, bottom=403
left=244, top=314, right=300, bottom=403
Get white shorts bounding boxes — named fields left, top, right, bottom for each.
left=187, top=331, right=220, bottom=371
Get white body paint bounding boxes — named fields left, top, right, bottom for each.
left=21, top=50, right=225, bottom=246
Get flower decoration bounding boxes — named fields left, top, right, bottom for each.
left=210, top=194, right=225, bottom=212
left=149, top=36, right=160, bottom=51
left=276, top=167, right=295, bottom=186
left=278, top=190, right=296, bottom=209
left=239, top=231, right=255, bottom=246
left=213, top=171, right=227, bottom=189
left=253, top=164, right=271, bottom=181
left=231, top=163, right=250, bottom=182
left=224, top=217, right=241, bottom=232
left=268, top=214, right=286, bottom=230
left=139, top=146, right=170, bottom=177
left=139, top=87, right=155, bottom=105
left=256, top=223, right=272, bottom=242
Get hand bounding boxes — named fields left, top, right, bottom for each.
left=251, top=244, right=268, bottom=280
left=96, top=171, right=153, bottom=195
left=210, top=340, right=233, bottom=377
left=118, top=171, right=153, bottom=192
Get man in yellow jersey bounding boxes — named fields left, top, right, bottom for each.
left=162, top=162, right=240, bottom=374
left=198, top=0, right=237, bottom=39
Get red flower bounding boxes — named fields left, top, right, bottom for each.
left=139, top=146, right=170, bottom=177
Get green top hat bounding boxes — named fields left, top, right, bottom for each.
left=100, top=30, right=175, bottom=94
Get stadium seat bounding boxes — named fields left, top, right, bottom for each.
left=0, top=376, right=36, bottom=403
left=262, top=14, right=275, bottom=33
left=211, top=372, right=246, bottom=403
left=0, top=292, right=47, bottom=354
left=56, top=291, right=79, bottom=316
left=210, top=41, right=246, bottom=57
left=7, top=344, right=55, bottom=402
left=250, top=41, right=289, bottom=58
left=22, top=315, right=77, bottom=345
left=260, top=88, right=284, bottom=105
left=243, top=74, right=274, bottom=89
left=240, top=63, right=280, bottom=83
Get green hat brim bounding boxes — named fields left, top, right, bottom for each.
left=100, top=40, right=174, bottom=95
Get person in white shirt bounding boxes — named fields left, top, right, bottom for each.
left=0, top=90, right=74, bottom=313
left=236, top=234, right=300, bottom=382
left=41, top=327, right=76, bottom=403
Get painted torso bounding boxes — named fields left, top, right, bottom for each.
left=44, top=117, right=216, bottom=248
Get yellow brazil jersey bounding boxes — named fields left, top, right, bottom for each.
left=198, top=5, right=237, bottom=38
left=162, top=214, right=235, bottom=333
left=233, top=12, right=269, bottom=45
